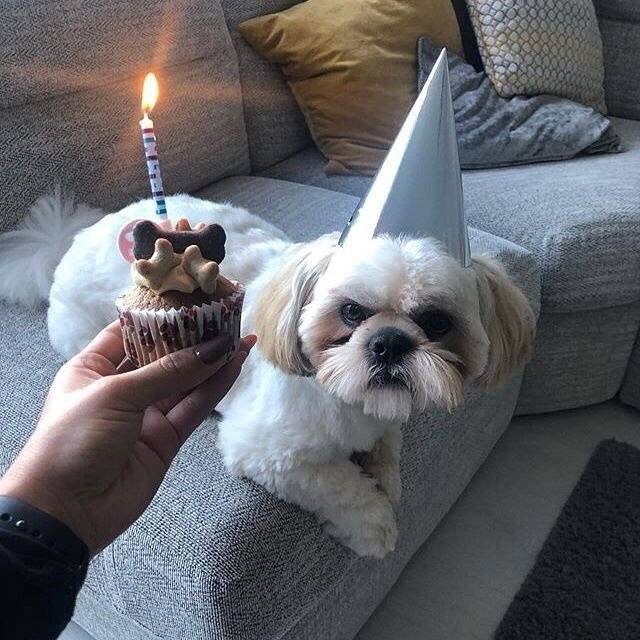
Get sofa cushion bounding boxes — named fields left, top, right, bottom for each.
left=0, top=0, right=250, bottom=232
left=0, top=304, right=61, bottom=470
left=259, top=117, right=640, bottom=314
left=418, top=38, right=620, bottom=169
left=594, top=0, right=640, bottom=120
left=517, top=301, right=640, bottom=414
left=258, top=147, right=373, bottom=198
left=220, top=0, right=312, bottom=171
left=620, top=330, right=640, bottom=411
left=463, top=116, right=640, bottom=313
left=200, top=175, right=358, bottom=242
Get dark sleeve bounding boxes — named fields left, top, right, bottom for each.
left=0, top=498, right=89, bottom=640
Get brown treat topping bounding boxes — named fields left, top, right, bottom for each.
left=133, top=219, right=226, bottom=262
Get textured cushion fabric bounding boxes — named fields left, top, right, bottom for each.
left=466, top=0, right=606, bottom=111
left=203, top=175, right=358, bottom=242
left=594, top=0, right=640, bottom=22
left=0, top=0, right=250, bottom=232
left=0, top=182, right=540, bottom=640
left=418, top=39, right=620, bottom=169
left=620, top=332, right=640, bottom=411
left=516, top=301, right=640, bottom=414
left=463, top=116, right=640, bottom=313
left=260, top=117, right=640, bottom=314
left=595, top=0, right=640, bottom=121
left=238, top=0, right=468, bottom=176
left=220, top=0, right=312, bottom=171
left=0, top=1, right=231, bottom=109
left=258, top=147, right=373, bottom=198
left=0, top=304, right=61, bottom=472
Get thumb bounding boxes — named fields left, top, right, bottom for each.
left=113, top=334, right=234, bottom=407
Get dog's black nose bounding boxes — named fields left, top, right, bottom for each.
left=369, top=328, right=413, bottom=365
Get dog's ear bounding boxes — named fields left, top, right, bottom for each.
left=472, top=256, right=536, bottom=388
left=254, top=239, right=334, bottom=376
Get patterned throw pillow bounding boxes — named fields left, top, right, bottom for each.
left=417, top=38, right=619, bottom=169
left=466, top=0, right=606, bottom=112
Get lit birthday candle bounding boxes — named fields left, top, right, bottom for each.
left=140, top=73, right=170, bottom=228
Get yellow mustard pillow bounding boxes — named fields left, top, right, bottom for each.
left=240, top=0, right=471, bottom=175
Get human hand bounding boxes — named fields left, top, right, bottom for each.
left=0, top=321, right=256, bottom=555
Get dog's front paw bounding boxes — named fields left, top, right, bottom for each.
left=361, top=443, right=402, bottom=508
left=378, top=468, right=402, bottom=508
left=324, top=496, right=398, bottom=559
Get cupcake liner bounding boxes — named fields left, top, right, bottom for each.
left=116, top=284, right=245, bottom=367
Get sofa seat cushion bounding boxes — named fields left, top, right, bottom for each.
left=259, top=117, right=640, bottom=314
left=463, top=116, right=640, bottom=313
left=0, top=305, right=62, bottom=470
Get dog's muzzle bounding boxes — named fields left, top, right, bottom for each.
left=368, top=327, right=413, bottom=387
left=369, top=327, right=413, bottom=365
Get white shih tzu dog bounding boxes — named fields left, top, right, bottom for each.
left=7, top=193, right=534, bottom=558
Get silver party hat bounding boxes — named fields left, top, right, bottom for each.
left=338, top=49, right=471, bottom=267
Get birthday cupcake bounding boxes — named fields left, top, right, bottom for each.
left=116, top=218, right=245, bottom=367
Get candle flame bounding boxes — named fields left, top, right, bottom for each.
left=141, top=73, right=159, bottom=114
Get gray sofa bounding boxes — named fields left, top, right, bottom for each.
left=0, top=1, right=637, bottom=639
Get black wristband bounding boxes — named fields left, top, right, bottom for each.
left=0, top=496, right=89, bottom=571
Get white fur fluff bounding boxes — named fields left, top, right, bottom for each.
left=47, top=194, right=287, bottom=357
left=0, top=190, right=103, bottom=307
left=35, top=193, right=534, bottom=559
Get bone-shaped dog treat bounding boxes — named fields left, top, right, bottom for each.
left=183, top=245, right=219, bottom=294
left=215, top=273, right=237, bottom=298
left=133, top=219, right=226, bottom=262
left=175, top=218, right=190, bottom=232
left=175, top=218, right=206, bottom=232
left=134, top=238, right=182, bottom=291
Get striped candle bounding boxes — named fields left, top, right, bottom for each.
left=140, top=73, right=169, bottom=226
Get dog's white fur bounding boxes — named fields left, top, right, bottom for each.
left=0, top=190, right=103, bottom=307
left=2, top=193, right=535, bottom=558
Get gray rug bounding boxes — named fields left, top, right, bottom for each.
left=494, top=439, right=640, bottom=639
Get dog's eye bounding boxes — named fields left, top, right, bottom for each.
left=420, top=311, right=452, bottom=340
left=340, top=303, right=367, bottom=326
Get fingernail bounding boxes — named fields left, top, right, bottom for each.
left=194, top=334, right=233, bottom=365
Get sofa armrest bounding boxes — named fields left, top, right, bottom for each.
left=469, top=226, right=542, bottom=319
left=593, top=0, right=640, bottom=121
